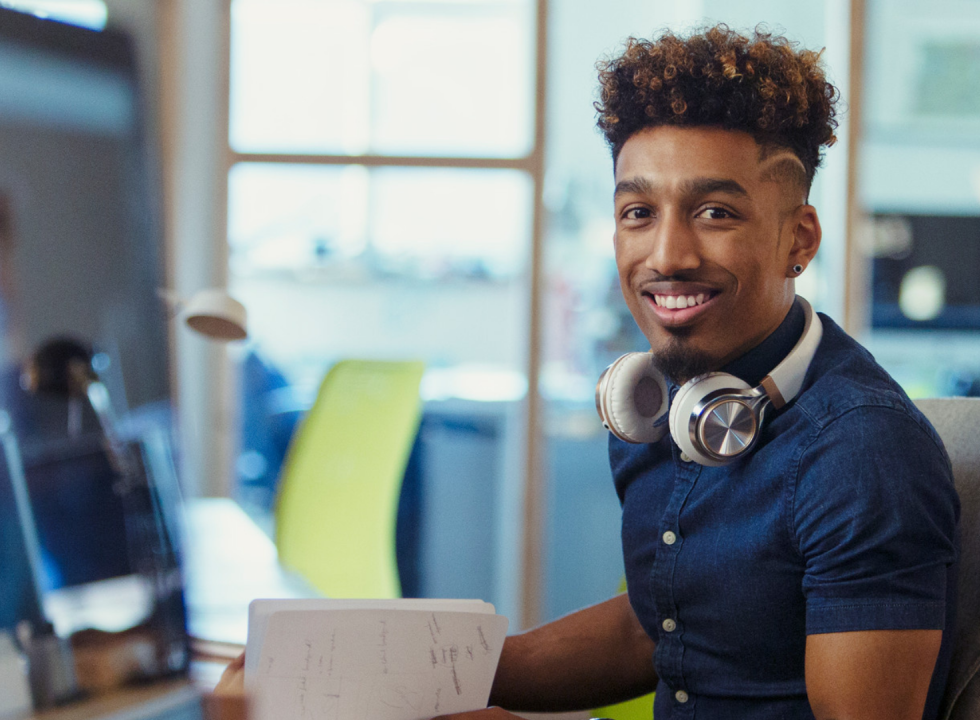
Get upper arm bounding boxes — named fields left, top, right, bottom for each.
left=806, top=629, right=942, bottom=720
left=794, top=406, right=958, bottom=718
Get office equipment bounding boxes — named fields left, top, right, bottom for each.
left=0, top=630, right=31, bottom=719
left=245, top=598, right=507, bottom=720
left=0, top=8, right=190, bottom=703
left=873, top=215, right=980, bottom=329
left=0, top=1, right=173, bottom=607
left=275, top=360, right=425, bottom=599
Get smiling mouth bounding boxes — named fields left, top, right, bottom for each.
left=642, top=288, right=720, bottom=324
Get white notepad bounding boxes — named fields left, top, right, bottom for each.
left=246, top=599, right=507, bottom=720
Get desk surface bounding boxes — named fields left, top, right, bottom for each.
left=31, top=680, right=202, bottom=720
left=182, top=497, right=319, bottom=646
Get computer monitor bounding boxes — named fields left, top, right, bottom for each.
left=0, top=6, right=186, bottom=679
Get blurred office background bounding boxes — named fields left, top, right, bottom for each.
left=9, top=0, right=980, bottom=631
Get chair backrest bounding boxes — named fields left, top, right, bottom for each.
left=914, top=398, right=980, bottom=720
left=274, top=360, right=424, bottom=599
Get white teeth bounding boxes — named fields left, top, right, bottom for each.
left=653, top=293, right=711, bottom=309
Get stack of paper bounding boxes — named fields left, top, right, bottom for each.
left=245, top=599, right=509, bottom=720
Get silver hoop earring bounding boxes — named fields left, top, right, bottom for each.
left=792, top=263, right=804, bottom=275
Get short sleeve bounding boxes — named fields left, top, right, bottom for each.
left=793, top=405, right=959, bottom=635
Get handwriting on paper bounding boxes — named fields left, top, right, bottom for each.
left=253, top=609, right=508, bottom=720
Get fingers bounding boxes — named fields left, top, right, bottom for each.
left=213, top=652, right=246, bottom=696
left=431, top=708, right=523, bottom=719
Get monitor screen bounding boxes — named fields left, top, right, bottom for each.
left=871, top=213, right=980, bottom=329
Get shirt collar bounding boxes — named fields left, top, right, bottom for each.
left=720, top=296, right=806, bottom=388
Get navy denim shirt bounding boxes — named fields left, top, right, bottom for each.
left=611, top=301, right=960, bottom=720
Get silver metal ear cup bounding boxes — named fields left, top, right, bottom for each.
left=696, top=395, right=760, bottom=459
left=670, top=373, right=756, bottom=466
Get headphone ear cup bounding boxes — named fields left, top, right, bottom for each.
left=596, top=353, right=668, bottom=444
left=669, top=372, right=751, bottom=466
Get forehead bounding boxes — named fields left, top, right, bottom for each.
left=614, top=126, right=766, bottom=188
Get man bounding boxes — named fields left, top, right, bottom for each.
left=216, top=24, right=959, bottom=720
left=437, top=24, right=959, bottom=720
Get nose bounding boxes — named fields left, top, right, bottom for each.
left=644, top=210, right=701, bottom=277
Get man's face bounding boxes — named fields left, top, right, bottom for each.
left=613, top=125, right=819, bottom=382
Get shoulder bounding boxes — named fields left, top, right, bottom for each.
left=783, top=314, right=957, bottom=538
left=792, top=313, right=947, bottom=465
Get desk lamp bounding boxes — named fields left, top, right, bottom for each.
left=160, top=287, right=249, bottom=342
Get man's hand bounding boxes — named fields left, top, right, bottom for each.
left=213, top=651, right=246, bottom=696
left=432, top=709, right=525, bottom=720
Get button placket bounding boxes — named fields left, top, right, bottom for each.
left=650, top=455, right=700, bottom=694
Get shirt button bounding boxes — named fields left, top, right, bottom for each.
left=675, top=690, right=689, bottom=703
left=679, top=452, right=692, bottom=463
left=662, top=618, right=676, bottom=632
left=662, top=531, right=677, bottom=545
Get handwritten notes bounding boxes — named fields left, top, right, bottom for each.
left=247, top=600, right=507, bottom=720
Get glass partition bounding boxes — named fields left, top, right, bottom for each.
left=861, top=0, right=980, bottom=398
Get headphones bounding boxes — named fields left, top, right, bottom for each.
left=595, top=297, right=822, bottom=466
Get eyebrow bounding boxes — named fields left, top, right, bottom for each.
left=614, top=176, right=749, bottom=199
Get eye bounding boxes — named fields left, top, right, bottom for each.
left=622, top=206, right=652, bottom=221
left=696, top=206, right=735, bottom=220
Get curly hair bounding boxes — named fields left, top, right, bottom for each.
left=595, top=25, right=839, bottom=187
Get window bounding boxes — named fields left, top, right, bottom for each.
left=225, top=0, right=541, bottom=624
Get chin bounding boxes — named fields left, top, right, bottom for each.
left=651, top=335, right=717, bottom=385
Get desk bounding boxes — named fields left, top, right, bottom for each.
left=182, top=497, right=319, bottom=646
left=31, top=680, right=201, bottom=720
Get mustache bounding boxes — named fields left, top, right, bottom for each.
left=645, top=270, right=716, bottom=283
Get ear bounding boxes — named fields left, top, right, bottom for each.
left=786, top=204, right=821, bottom=276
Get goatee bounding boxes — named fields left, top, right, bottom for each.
left=653, top=334, right=716, bottom=385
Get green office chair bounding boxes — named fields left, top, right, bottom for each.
left=593, top=690, right=655, bottom=720
left=274, top=359, right=425, bottom=598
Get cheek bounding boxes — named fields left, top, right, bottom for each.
left=614, top=245, right=640, bottom=284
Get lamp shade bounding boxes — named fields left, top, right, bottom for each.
left=183, top=289, right=248, bottom=341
